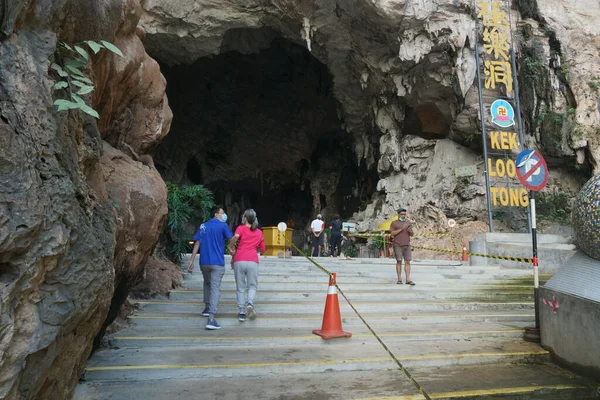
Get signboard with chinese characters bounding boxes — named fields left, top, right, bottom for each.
left=475, top=0, right=528, bottom=229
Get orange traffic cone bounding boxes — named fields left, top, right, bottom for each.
left=462, top=245, right=469, bottom=262
left=313, top=273, right=352, bottom=339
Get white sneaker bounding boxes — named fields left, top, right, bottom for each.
left=246, top=304, right=257, bottom=320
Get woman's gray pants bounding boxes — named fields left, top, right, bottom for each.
left=233, top=261, right=259, bottom=312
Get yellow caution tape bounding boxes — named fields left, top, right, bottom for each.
left=449, top=234, right=460, bottom=253
left=351, top=233, right=452, bottom=238
left=352, top=233, right=532, bottom=264
left=409, top=245, right=532, bottom=263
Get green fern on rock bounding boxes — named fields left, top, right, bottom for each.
left=51, top=40, right=124, bottom=118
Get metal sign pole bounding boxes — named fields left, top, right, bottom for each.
left=516, top=149, right=548, bottom=343
left=524, top=190, right=541, bottom=342
left=510, top=47, right=532, bottom=234
left=531, top=191, right=539, bottom=325
left=474, top=36, right=494, bottom=233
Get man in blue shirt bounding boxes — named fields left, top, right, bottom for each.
left=187, top=206, right=233, bottom=330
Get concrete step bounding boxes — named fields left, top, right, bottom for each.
left=126, top=310, right=536, bottom=327
left=83, top=337, right=550, bottom=382
left=183, top=272, right=543, bottom=284
left=134, top=299, right=534, bottom=315
left=75, top=364, right=598, bottom=400
left=182, top=279, right=538, bottom=289
left=168, top=289, right=534, bottom=302
left=108, top=318, right=529, bottom=345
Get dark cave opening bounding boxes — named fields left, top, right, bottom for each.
left=152, top=35, right=377, bottom=229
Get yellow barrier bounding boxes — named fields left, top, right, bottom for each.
left=262, top=227, right=293, bottom=256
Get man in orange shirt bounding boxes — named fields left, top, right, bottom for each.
left=389, top=208, right=415, bottom=285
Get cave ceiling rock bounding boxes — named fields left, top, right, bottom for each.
left=376, top=103, right=405, bottom=174
left=139, top=0, right=600, bottom=215
left=138, top=0, right=476, bottom=168
left=450, top=88, right=481, bottom=143
left=398, top=31, right=434, bottom=64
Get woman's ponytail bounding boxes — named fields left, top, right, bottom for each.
left=243, top=209, right=259, bottom=231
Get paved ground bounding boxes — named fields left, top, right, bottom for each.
left=74, top=256, right=598, bottom=399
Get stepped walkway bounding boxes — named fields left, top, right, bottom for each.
left=75, top=256, right=598, bottom=399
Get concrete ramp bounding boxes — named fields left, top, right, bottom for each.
left=473, top=233, right=577, bottom=274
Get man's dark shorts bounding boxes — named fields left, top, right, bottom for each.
left=393, top=245, right=412, bottom=261
left=312, top=234, right=324, bottom=247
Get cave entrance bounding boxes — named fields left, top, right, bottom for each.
left=152, top=33, right=374, bottom=229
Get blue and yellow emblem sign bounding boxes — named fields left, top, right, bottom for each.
left=490, top=99, right=515, bottom=128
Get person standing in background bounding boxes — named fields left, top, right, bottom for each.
left=329, top=213, right=343, bottom=257
left=228, top=209, right=266, bottom=322
left=390, top=208, right=415, bottom=285
left=310, top=214, right=325, bottom=257
left=188, top=206, right=233, bottom=330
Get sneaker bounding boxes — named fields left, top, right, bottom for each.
left=201, top=307, right=209, bottom=317
left=205, top=319, right=221, bottom=330
left=246, top=304, right=257, bottom=320
left=238, top=313, right=246, bottom=322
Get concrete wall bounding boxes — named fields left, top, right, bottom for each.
left=540, top=286, right=600, bottom=380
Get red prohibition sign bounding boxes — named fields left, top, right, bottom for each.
left=516, top=150, right=548, bottom=191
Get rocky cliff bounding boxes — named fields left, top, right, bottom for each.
left=0, top=0, right=170, bottom=398
left=0, top=0, right=598, bottom=399
left=142, top=0, right=598, bottom=229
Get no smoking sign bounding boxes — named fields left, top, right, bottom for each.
left=516, top=150, right=549, bottom=191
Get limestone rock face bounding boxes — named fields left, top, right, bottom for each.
left=529, top=0, right=600, bottom=165
left=140, top=0, right=598, bottom=228
left=0, top=0, right=170, bottom=398
left=0, top=29, right=116, bottom=400
left=96, top=143, right=167, bottom=344
left=92, top=0, right=172, bottom=157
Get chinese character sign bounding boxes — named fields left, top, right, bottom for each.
left=478, top=1, right=513, bottom=93
left=476, top=0, right=526, bottom=209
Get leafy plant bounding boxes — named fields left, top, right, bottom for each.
left=537, top=191, right=572, bottom=225
left=51, top=40, right=124, bottom=118
left=372, top=235, right=386, bottom=251
left=559, top=57, right=575, bottom=80
left=553, top=113, right=563, bottom=124
left=522, top=49, right=545, bottom=89
left=536, top=103, right=548, bottom=122
left=164, top=182, right=215, bottom=263
left=345, top=242, right=358, bottom=258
